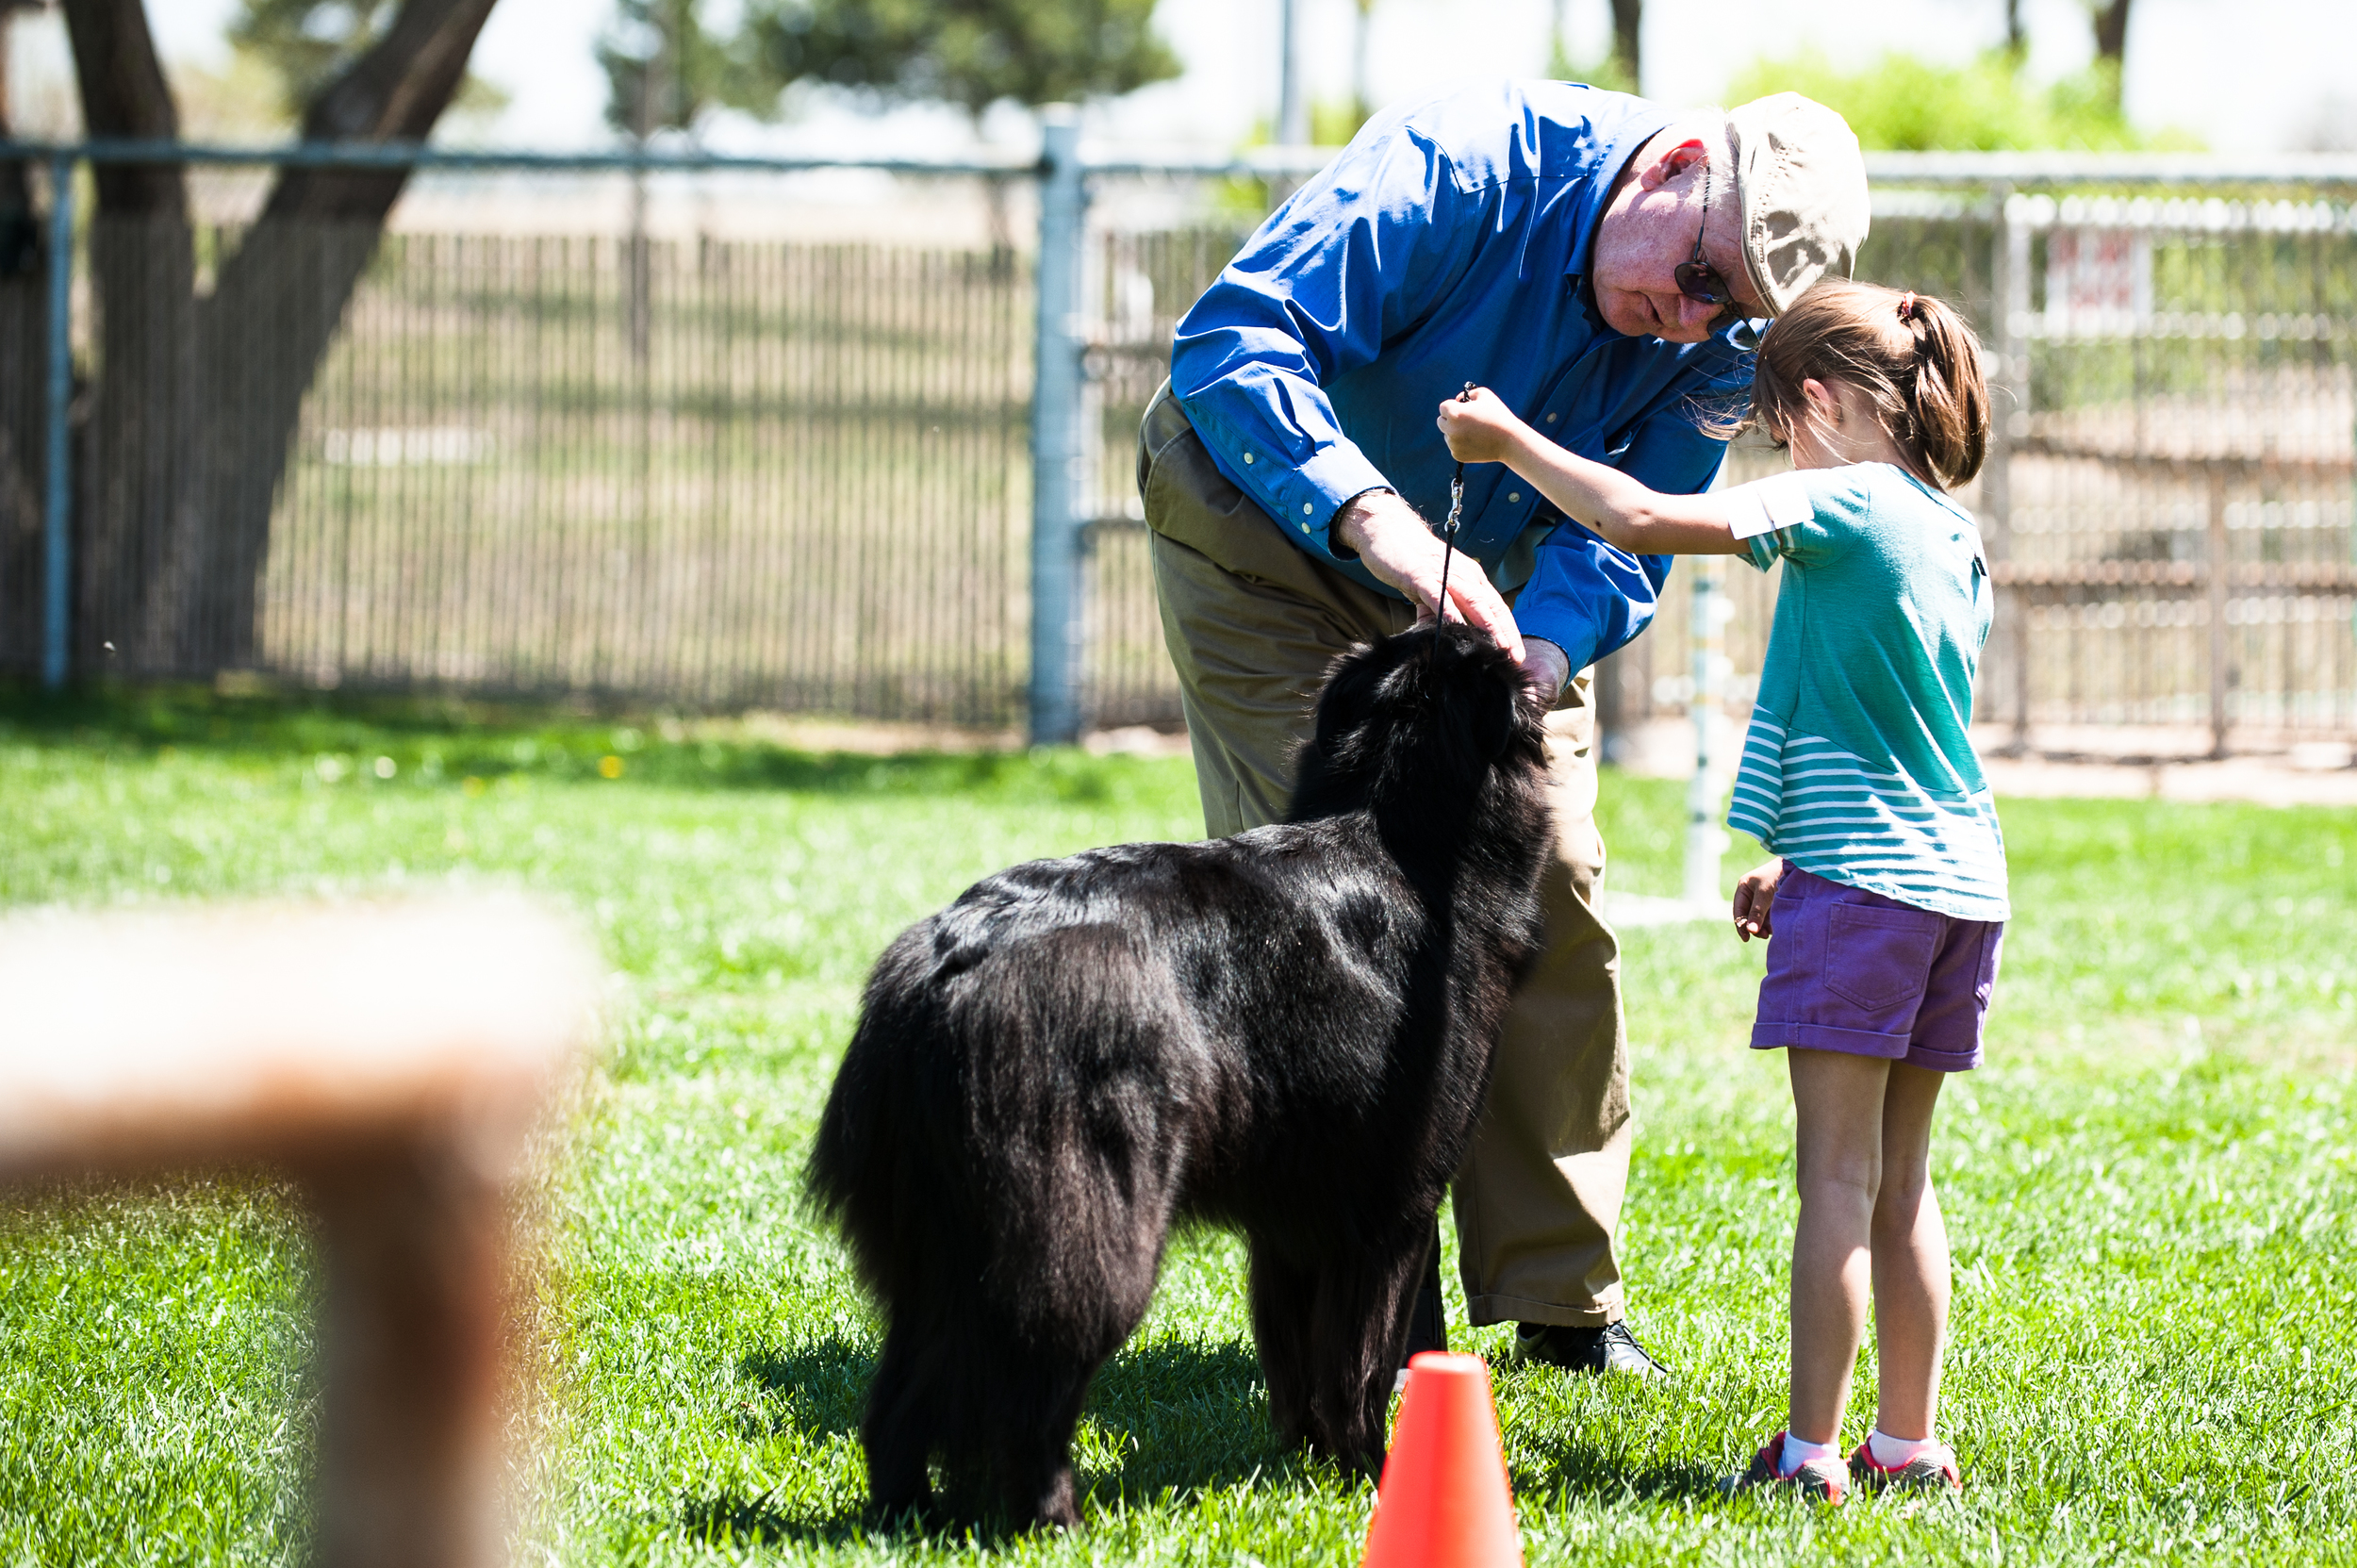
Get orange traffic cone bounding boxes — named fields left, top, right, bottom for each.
left=1360, top=1351, right=1523, bottom=1568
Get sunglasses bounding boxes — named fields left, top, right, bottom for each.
left=1672, top=161, right=1739, bottom=321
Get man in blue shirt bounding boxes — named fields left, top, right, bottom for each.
left=1139, top=83, right=1868, bottom=1374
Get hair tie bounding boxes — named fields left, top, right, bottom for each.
left=1897, top=291, right=1918, bottom=322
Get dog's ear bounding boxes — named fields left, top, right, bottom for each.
left=1427, top=627, right=1526, bottom=767
left=1310, top=640, right=1391, bottom=756
left=1470, top=666, right=1522, bottom=764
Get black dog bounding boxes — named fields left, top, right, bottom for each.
left=805, top=623, right=1555, bottom=1528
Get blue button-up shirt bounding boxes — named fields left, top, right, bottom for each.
left=1170, top=80, right=1758, bottom=671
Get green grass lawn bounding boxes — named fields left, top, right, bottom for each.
left=2, top=686, right=2353, bottom=1565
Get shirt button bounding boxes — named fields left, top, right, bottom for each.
left=1546, top=413, right=1558, bottom=423
left=1508, top=491, right=1521, bottom=503
left=1243, top=452, right=1254, bottom=464
left=1302, top=503, right=1313, bottom=514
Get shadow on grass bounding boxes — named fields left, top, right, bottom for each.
left=1077, top=1335, right=1297, bottom=1508
left=1511, top=1426, right=1730, bottom=1506
left=696, top=1333, right=1302, bottom=1550
left=674, top=1490, right=864, bottom=1550
left=0, top=681, right=1172, bottom=803
left=4, top=674, right=1197, bottom=806
left=738, top=1334, right=871, bottom=1441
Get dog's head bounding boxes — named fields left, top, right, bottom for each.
left=1288, top=622, right=1550, bottom=821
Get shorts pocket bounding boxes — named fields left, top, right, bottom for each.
left=1823, top=903, right=1943, bottom=1014
left=1973, top=921, right=2004, bottom=1009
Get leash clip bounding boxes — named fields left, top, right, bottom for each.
left=1436, top=382, right=1476, bottom=629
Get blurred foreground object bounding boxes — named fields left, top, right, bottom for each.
left=0, top=897, right=597, bottom=1568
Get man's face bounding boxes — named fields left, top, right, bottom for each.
left=1590, top=138, right=1766, bottom=344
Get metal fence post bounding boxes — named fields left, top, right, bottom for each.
left=1029, top=107, right=1087, bottom=747
left=1987, top=181, right=2031, bottom=751
left=2206, top=465, right=2232, bottom=758
left=1681, top=556, right=1730, bottom=907
left=41, top=153, right=73, bottom=691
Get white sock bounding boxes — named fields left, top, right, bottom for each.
left=1776, top=1431, right=1842, bottom=1477
left=1867, top=1427, right=1940, bottom=1467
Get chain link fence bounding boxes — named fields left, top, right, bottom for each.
left=1, top=156, right=1044, bottom=727
left=1614, top=173, right=2357, bottom=755
left=1, top=144, right=2351, bottom=750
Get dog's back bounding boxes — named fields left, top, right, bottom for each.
left=810, top=872, right=1212, bottom=1343
left=808, top=821, right=1408, bottom=1312
left=805, top=624, right=1553, bottom=1527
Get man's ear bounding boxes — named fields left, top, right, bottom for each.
left=1639, top=137, right=1709, bottom=192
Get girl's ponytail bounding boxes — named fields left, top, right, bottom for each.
left=1752, top=279, right=1992, bottom=489
left=1899, top=292, right=1989, bottom=488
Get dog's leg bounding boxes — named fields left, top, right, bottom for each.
left=860, top=1323, right=935, bottom=1524
left=1356, top=1223, right=1443, bottom=1461
left=1246, top=1234, right=1320, bottom=1448
left=1299, top=1229, right=1430, bottom=1475
left=985, top=1345, right=1096, bottom=1530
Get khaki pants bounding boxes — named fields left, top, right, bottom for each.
left=1137, top=384, right=1630, bottom=1329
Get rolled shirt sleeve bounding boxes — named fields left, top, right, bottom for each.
left=1512, top=362, right=1747, bottom=671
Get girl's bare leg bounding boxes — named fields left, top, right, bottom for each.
left=1786, top=1048, right=1892, bottom=1447
left=1868, top=1062, right=1950, bottom=1440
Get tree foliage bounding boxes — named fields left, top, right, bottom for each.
left=1544, top=0, right=1637, bottom=96
left=596, top=0, right=760, bottom=136
left=732, top=0, right=1180, bottom=125
left=1724, top=50, right=2197, bottom=153
left=229, top=0, right=505, bottom=123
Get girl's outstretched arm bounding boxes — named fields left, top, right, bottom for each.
left=1438, top=388, right=1745, bottom=555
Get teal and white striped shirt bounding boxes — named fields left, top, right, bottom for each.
left=1722, top=462, right=2009, bottom=922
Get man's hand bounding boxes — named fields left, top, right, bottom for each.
left=1435, top=386, right=1536, bottom=466
left=1334, top=492, right=1526, bottom=661
left=1732, top=857, right=1783, bottom=943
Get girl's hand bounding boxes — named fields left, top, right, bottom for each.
left=1733, top=858, right=1783, bottom=942
left=1436, top=387, right=1533, bottom=465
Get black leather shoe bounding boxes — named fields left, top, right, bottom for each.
left=1509, top=1320, right=1669, bottom=1378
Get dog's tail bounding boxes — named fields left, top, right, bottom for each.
left=803, top=926, right=955, bottom=1299
left=806, top=914, right=1197, bottom=1343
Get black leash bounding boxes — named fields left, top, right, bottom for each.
left=1431, top=382, right=1475, bottom=667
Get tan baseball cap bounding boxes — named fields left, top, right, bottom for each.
left=1725, top=92, right=1871, bottom=316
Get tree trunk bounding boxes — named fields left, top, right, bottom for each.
left=2092, top=0, right=2133, bottom=64
left=2091, top=0, right=2133, bottom=107
left=1351, top=0, right=1375, bottom=126
left=59, top=0, right=202, bottom=674
left=57, top=0, right=499, bottom=677
left=0, top=17, right=47, bottom=677
left=190, top=0, right=502, bottom=671
left=1610, top=0, right=1641, bottom=93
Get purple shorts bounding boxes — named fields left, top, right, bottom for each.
left=1752, top=864, right=2003, bottom=1072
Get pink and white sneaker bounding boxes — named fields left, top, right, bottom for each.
left=1720, top=1430, right=1849, bottom=1505
left=1848, top=1437, right=1961, bottom=1494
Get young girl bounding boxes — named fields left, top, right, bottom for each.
left=1439, top=279, right=2004, bottom=1504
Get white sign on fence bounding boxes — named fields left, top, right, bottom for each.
left=2043, top=225, right=2153, bottom=338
